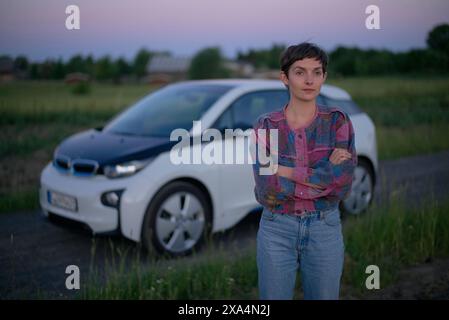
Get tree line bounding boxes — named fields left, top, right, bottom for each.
left=4, top=48, right=158, bottom=82
left=236, top=24, right=449, bottom=77
left=2, top=24, right=448, bottom=80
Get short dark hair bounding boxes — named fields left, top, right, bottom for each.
left=280, top=42, right=328, bottom=77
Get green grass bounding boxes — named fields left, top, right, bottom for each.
left=0, top=123, right=88, bottom=158
left=0, top=81, right=158, bottom=161
left=0, top=77, right=448, bottom=212
left=0, top=81, right=160, bottom=213
left=342, top=193, right=449, bottom=294
left=1, top=77, right=448, bottom=160
left=328, top=76, right=449, bottom=160
left=81, top=239, right=259, bottom=300
left=328, top=76, right=449, bottom=129
left=377, top=123, right=449, bottom=160
left=79, top=193, right=449, bottom=299
left=0, top=81, right=154, bottom=126
left=0, top=188, right=40, bottom=213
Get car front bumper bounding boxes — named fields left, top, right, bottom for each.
left=39, top=162, right=127, bottom=234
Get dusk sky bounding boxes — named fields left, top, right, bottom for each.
left=1, top=0, right=448, bottom=62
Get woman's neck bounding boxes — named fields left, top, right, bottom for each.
left=287, top=97, right=316, bottom=119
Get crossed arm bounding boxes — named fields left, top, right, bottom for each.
left=276, top=148, right=352, bottom=187
left=252, top=111, right=357, bottom=201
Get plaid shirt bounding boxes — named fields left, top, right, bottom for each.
left=251, top=103, right=357, bottom=215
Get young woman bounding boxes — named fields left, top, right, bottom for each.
left=251, top=43, right=357, bottom=300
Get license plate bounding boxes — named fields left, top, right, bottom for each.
left=47, top=190, right=78, bottom=212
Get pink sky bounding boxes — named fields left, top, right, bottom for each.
left=1, top=0, right=448, bottom=61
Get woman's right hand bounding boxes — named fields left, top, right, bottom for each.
left=330, top=148, right=352, bottom=165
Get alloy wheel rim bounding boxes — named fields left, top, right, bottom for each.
left=344, top=166, right=373, bottom=215
left=155, top=191, right=205, bottom=253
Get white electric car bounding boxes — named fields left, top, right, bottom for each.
left=39, top=79, right=378, bottom=256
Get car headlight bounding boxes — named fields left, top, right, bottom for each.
left=103, top=157, right=154, bottom=179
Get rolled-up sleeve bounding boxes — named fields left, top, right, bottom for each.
left=250, top=115, right=284, bottom=204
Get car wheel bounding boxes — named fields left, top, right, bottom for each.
left=341, top=159, right=374, bottom=215
left=141, top=181, right=212, bottom=257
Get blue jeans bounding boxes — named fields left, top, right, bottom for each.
left=256, top=206, right=345, bottom=300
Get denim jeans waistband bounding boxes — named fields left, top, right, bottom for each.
left=284, top=206, right=339, bottom=220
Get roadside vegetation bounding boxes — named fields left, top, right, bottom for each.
left=77, top=192, right=449, bottom=299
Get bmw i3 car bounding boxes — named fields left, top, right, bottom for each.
left=39, top=79, right=378, bottom=256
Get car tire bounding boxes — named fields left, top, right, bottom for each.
left=141, top=181, right=212, bottom=257
left=341, top=158, right=375, bottom=216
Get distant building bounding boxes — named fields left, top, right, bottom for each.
left=145, top=55, right=192, bottom=85
left=224, top=60, right=255, bottom=78
left=0, top=56, right=15, bottom=82
left=64, top=72, right=90, bottom=84
left=145, top=55, right=257, bottom=84
left=251, top=69, right=281, bottom=80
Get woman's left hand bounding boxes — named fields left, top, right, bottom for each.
left=276, top=165, right=293, bottom=179
left=276, top=165, right=325, bottom=190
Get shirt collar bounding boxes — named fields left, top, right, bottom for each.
left=267, top=103, right=321, bottom=122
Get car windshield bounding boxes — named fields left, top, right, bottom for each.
left=103, top=83, right=235, bottom=137
left=324, top=97, right=362, bottom=115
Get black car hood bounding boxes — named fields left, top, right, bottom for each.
left=55, top=129, right=177, bottom=165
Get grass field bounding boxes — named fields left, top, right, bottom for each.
left=0, top=81, right=156, bottom=213
left=329, top=76, right=449, bottom=160
left=0, top=77, right=448, bottom=213
left=77, top=192, right=449, bottom=299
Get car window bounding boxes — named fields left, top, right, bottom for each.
left=316, top=94, right=326, bottom=105
left=213, top=107, right=233, bottom=132
left=212, top=90, right=289, bottom=131
left=323, top=97, right=362, bottom=115
left=103, top=84, right=234, bottom=137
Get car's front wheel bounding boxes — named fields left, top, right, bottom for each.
left=141, top=181, right=212, bottom=257
left=341, top=159, right=375, bottom=215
